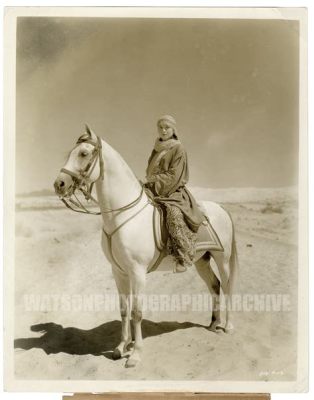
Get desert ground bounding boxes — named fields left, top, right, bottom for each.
left=14, top=187, right=298, bottom=381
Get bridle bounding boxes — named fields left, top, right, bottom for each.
left=59, top=135, right=104, bottom=215
left=58, top=135, right=145, bottom=216
left=57, top=133, right=153, bottom=273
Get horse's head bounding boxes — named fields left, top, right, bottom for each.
left=54, top=125, right=103, bottom=198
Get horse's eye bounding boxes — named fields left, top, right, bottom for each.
left=80, top=151, right=88, bottom=157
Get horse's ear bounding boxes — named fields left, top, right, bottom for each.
left=85, top=124, right=92, bottom=138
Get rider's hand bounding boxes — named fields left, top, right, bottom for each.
left=146, top=175, right=157, bottom=183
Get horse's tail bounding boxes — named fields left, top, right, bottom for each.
left=228, top=218, right=238, bottom=296
left=220, top=205, right=238, bottom=296
left=218, top=206, right=238, bottom=332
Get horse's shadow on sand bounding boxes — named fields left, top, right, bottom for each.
left=14, top=320, right=209, bottom=360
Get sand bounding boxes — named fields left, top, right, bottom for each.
left=13, top=188, right=298, bottom=381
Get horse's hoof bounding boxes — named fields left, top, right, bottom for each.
left=208, top=322, right=225, bottom=334
left=112, top=348, right=122, bottom=360
left=225, top=322, right=234, bottom=334
left=215, top=326, right=226, bottom=334
left=124, top=341, right=134, bottom=352
left=125, top=357, right=140, bottom=368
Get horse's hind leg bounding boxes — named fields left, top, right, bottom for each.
left=211, top=251, right=235, bottom=334
left=195, top=253, right=224, bottom=332
left=112, top=268, right=132, bottom=360
left=223, top=267, right=234, bottom=334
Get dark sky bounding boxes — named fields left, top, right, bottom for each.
left=16, top=17, right=299, bottom=193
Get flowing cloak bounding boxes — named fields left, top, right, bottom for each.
left=145, top=141, right=204, bottom=232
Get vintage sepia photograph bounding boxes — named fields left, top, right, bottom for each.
left=3, top=7, right=308, bottom=393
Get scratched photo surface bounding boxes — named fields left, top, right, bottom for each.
left=14, top=15, right=299, bottom=383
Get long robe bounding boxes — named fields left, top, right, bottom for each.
left=146, top=141, right=204, bottom=232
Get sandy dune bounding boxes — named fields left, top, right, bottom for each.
left=14, top=188, right=298, bottom=381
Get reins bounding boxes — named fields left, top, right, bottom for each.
left=57, top=132, right=153, bottom=273
left=58, top=135, right=147, bottom=216
left=101, top=185, right=145, bottom=213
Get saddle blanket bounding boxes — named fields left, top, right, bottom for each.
left=149, top=206, right=224, bottom=273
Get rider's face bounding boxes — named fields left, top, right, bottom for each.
left=157, top=121, right=174, bottom=141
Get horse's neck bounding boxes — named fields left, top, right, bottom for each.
left=95, top=139, right=145, bottom=223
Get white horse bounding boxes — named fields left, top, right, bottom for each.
left=54, top=126, right=238, bottom=368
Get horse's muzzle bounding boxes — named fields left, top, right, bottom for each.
left=54, top=173, right=73, bottom=197
left=54, top=178, right=65, bottom=195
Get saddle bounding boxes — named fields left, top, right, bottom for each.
left=148, top=204, right=224, bottom=273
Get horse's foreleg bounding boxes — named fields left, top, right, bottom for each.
left=195, top=253, right=224, bottom=332
left=125, top=267, right=146, bottom=368
left=112, top=268, right=132, bottom=360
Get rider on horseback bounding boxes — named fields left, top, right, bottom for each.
left=145, top=115, right=204, bottom=273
